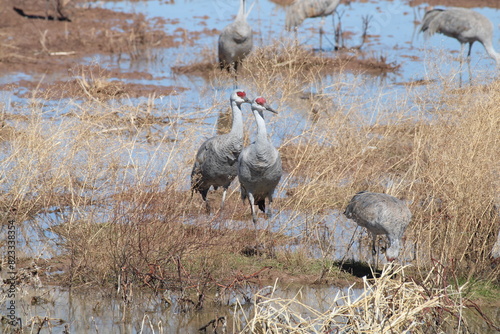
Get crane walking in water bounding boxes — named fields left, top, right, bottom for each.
left=191, top=89, right=251, bottom=213
left=218, top=0, right=254, bottom=72
left=285, top=0, right=340, bottom=50
left=238, top=97, right=282, bottom=228
left=344, top=191, right=412, bottom=265
left=420, top=7, right=500, bottom=66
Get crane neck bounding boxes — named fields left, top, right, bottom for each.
left=484, top=42, right=500, bottom=66
left=229, top=100, right=244, bottom=138
left=237, top=0, right=246, bottom=21
left=252, top=109, right=268, bottom=143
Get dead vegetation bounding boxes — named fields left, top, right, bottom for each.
left=173, top=40, right=400, bottom=80
left=236, top=263, right=500, bottom=333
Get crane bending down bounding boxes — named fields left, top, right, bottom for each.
left=218, top=0, right=254, bottom=72
left=191, top=89, right=251, bottom=213
left=344, top=191, right=412, bottom=262
left=420, top=7, right=500, bottom=65
left=285, top=0, right=340, bottom=50
left=492, top=230, right=500, bottom=259
left=238, top=97, right=282, bottom=226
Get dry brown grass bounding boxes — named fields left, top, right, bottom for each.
left=172, top=40, right=400, bottom=85
left=0, top=38, right=499, bottom=328
left=235, top=264, right=489, bottom=333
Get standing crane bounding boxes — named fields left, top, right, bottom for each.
left=285, top=0, right=340, bottom=50
left=191, top=89, right=251, bottom=213
left=238, top=97, right=282, bottom=227
left=420, top=7, right=500, bottom=65
left=218, top=0, right=254, bottom=72
left=344, top=191, right=412, bottom=264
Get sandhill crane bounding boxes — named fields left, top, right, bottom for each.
left=191, top=89, right=251, bottom=213
left=285, top=0, right=340, bottom=50
left=218, top=0, right=254, bottom=72
left=420, top=8, right=500, bottom=65
left=344, top=191, right=412, bottom=263
left=238, top=97, right=282, bottom=227
left=492, top=230, right=500, bottom=259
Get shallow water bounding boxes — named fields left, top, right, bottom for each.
left=1, top=0, right=500, bottom=332
left=7, top=284, right=365, bottom=333
left=5, top=281, right=500, bottom=333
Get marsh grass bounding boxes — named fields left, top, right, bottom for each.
left=0, top=37, right=499, bottom=330
left=234, top=264, right=493, bottom=333
left=173, top=39, right=400, bottom=86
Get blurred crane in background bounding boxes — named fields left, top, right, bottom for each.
left=420, top=7, right=500, bottom=66
left=218, top=0, right=254, bottom=72
left=285, top=0, right=340, bottom=50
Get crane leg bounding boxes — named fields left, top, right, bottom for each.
left=248, top=193, right=259, bottom=240
left=200, top=189, right=211, bottom=214
left=220, top=188, right=227, bottom=210
left=248, top=193, right=257, bottom=225
left=266, top=195, right=273, bottom=218
left=205, top=199, right=211, bottom=214
left=319, top=17, right=325, bottom=51
left=371, top=234, right=378, bottom=270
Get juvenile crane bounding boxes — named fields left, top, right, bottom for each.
left=191, top=89, right=251, bottom=212
left=238, top=97, right=282, bottom=226
left=420, top=7, right=500, bottom=65
left=344, top=191, right=412, bottom=262
left=492, top=230, right=500, bottom=259
left=285, top=0, right=340, bottom=49
left=218, top=0, right=254, bottom=72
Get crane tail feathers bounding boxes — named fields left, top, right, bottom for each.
left=257, top=199, right=265, bottom=213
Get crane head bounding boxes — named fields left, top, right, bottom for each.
left=232, top=89, right=251, bottom=105
left=254, top=97, right=278, bottom=114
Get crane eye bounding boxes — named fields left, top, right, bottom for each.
left=236, top=91, right=246, bottom=98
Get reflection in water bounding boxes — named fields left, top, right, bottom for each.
left=7, top=277, right=500, bottom=333
left=12, top=284, right=363, bottom=333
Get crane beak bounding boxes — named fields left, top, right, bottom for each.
left=244, top=96, right=251, bottom=103
left=264, top=103, right=278, bottom=114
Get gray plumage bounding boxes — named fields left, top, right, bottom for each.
left=344, top=191, right=412, bottom=261
left=238, top=97, right=282, bottom=225
left=191, top=89, right=251, bottom=212
left=420, top=8, right=500, bottom=64
left=285, top=0, right=340, bottom=31
left=492, top=230, right=500, bottom=259
left=218, top=0, right=254, bottom=72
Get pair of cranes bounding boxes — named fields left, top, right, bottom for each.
left=191, top=90, right=282, bottom=227
left=218, top=0, right=500, bottom=72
